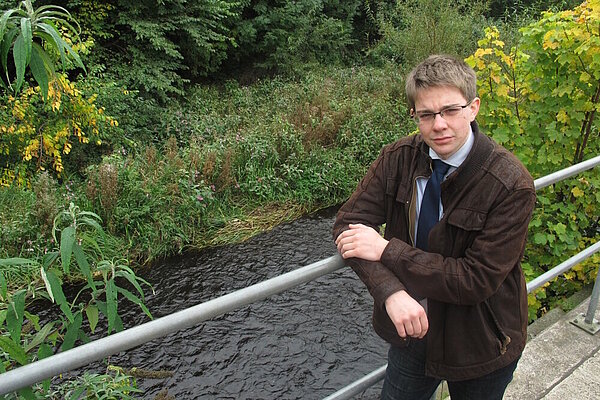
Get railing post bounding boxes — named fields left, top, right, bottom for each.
left=570, top=265, right=600, bottom=335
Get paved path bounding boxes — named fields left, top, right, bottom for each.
left=505, top=296, right=600, bottom=400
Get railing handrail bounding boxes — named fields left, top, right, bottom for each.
left=534, top=154, right=600, bottom=190
left=0, top=155, right=599, bottom=396
left=0, top=256, right=346, bottom=394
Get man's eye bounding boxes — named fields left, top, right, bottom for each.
left=417, top=113, right=435, bottom=121
left=442, top=107, right=462, bottom=116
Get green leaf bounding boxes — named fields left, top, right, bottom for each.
left=0, top=257, right=36, bottom=267
left=0, top=272, right=7, bottom=301
left=38, top=343, right=53, bottom=391
left=7, top=290, right=25, bottom=343
left=17, top=386, right=35, bottom=400
left=0, top=336, right=29, bottom=366
left=114, top=313, right=124, bottom=333
left=106, top=279, right=117, bottom=334
left=42, top=269, right=73, bottom=322
left=0, top=9, right=18, bottom=40
left=25, top=322, right=55, bottom=353
left=533, top=232, right=548, bottom=245
left=79, top=216, right=103, bottom=232
left=78, top=328, right=90, bottom=344
left=85, top=305, right=98, bottom=333
left=40, top=266, right=54, bottom=303
left=38, top=343, right=53, bottom=360
left=60, top=312, right=82, bottom=352
left=23, top=311, right=40, bottom=331
left=117, top=286, right=152, bottom=320
left=72, top=243, right=94, bottom=288
left=36, top=22, right=67, bottom=68
left=553, top=222, right=567, bottom=236
left=20, top=17, right=32, bottom=64
left=60, top=225, right=76, bottom=274
left=13, top=33, right=26, bottom=93
left=67, top=387, right=86, bottom=400
left=115, top=267, right=153, bottom=298
left=42, top=251, right=59, bottom=269
left=30, top=43, right=49, bottom=100
left=1, top=27, right=18, bottom=78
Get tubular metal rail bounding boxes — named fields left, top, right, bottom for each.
left=0, top=155, right=599, bottom=397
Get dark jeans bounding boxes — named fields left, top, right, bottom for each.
left=380, top=339, right=519, bottom=400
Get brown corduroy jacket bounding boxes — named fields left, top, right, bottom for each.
left=333, top=122, right=536, bottom=381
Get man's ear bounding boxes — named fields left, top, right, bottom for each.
left=469, top=97, right=481, bottom=121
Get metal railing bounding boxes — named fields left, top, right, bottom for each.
left=0, top=154, right=599, bottom=397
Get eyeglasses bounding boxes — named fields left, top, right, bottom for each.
left=412, top=100, right=473, bottom=125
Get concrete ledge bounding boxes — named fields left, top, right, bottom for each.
left=542, top=348, right=600, bottom=400
left=505, top=297, right=600, bottom=400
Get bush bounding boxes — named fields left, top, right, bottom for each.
left=231, top=0, right=363, bottom=75
left=0, top=76, right=118, bottom=186
left=369, top=0, right=488, bottom=68
left=466, top=1, right=600, bottom=320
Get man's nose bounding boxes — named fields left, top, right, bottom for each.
left=432, top=113, right=448, bottom=129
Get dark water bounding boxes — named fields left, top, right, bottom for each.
left=76, top=208, right=388, bottom=399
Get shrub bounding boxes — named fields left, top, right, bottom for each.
left=466, top=1, right=600, bottom=320
left=0, top=0, right=85, bottom=98
left=0, top=75, right=118, bottom=186
left=369, top=0, right=488, bottom=68
left=0, top=202, right=151, bottom=397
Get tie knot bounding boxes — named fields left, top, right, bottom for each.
left=432, top=159, right=450, bottom=176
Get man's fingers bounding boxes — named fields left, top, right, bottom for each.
left=337, top=240, right=354, bottom=253
left=419, top=314, right=429, bottom=338
left=396, top=323, right=407, bottom=338
left=348, top=223, right=366, bottom=229
left=410, top=319, right=422, bottom=338
left=335, top=228, right=356, bottom=245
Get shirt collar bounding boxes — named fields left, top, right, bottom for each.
left=429, top=126, right=474, bottom=168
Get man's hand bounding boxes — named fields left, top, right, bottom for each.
left=385, top=290, right=429, bottom=339
left=335, top=223, right=389, bottom=261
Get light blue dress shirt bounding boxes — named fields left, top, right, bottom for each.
left=414, top=127, right=475, bottom=242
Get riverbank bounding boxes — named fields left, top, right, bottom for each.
left=0, top=64, right=409, bottom=270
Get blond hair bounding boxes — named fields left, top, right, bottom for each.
left=405, top=54, right=477, bottom=110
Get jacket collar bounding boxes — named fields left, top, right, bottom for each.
left=442, top=121, right=494, bottom=197
left=418, top=121, right=495, bottom=198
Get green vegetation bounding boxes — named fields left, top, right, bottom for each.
left=466, top=0, right=600, bottom=319
left=0, top=0, right=598, bottom=397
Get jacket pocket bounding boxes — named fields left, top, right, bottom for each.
left=386, top=177, right=410, bottom=204
left=446, top=208, right=487, bottom=231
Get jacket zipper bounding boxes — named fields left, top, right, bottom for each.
left=408, top=174, right=427, bottom=247
left=483, top=300, right=512, bottom=355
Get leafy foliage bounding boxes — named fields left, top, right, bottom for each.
left=0, top=0, right=85, bottom=99
left=230, top=0, right=364, bottom=74
left=466, top=0, right=600, bottom=320
left=368, top=0, right=488, bottom=67
left=73, top=0, right=240, bottom=99
left=77, top=64, right=408, bottom=259
left=0, top=202, right=152, bottom=396
left=0, top=75, right=118, bottom=186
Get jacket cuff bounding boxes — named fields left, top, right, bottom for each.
left=381, top=237, right=410, bottom=267
left=371, top=278, right=406, bottom=310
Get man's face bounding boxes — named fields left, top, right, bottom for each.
left=413, top=86, right=480, bottom=159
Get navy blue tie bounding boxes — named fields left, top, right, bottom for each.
left=416, top=159, right=450, bottom=251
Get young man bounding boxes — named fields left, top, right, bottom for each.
left=333, top=55, right=535, bottom=400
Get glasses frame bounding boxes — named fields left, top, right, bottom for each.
left=411, top=99, right=474, bottom=125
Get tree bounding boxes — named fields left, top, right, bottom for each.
left=80, top=0, right=240, bottom=99
left=466, top=0, right=600, bottom=319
